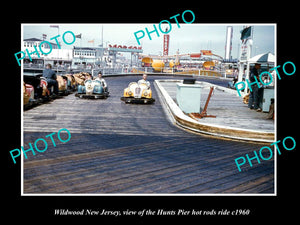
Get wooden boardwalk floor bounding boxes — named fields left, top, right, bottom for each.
left=23, top=76, right=274, bottom=194
left=160, top=80, right=274, bottom=132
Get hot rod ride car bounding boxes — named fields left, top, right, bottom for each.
left=120, top=82, right=155, bottom=104
left=75, top=79, right=109, bottom=99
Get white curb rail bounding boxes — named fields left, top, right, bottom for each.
left=154, top=79, right=275, bottom=143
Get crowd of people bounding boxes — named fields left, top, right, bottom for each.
left=42, top=64, right=109, bottom=95
left=42, top=64, right=151, bottom=96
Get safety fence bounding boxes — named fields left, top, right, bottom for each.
left=23, top=64, right=228, bottom=78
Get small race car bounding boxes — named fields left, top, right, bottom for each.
left=120, top=82, right=155, bottom=104
left=56, top=75, right=69, bottom=95
left=75, top=79, right=109, bottom=99
left=23, top=82, right=36, bottom=109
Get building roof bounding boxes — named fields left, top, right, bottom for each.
left=73, top=46, right=96, bottom=51
left=24, top=38, right=58, bottom=47
left=24, top=38, right=43, bottom=42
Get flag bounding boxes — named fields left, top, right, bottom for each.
left=50, top=25, right=59, bottom=28
left=75, top=33, right=82, bottom=39
left=240, top=26, right=251, bottom=40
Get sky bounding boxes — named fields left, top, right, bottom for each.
left=23, top=24, right=275, bottom=59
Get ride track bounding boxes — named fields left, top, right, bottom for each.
left=23, top=75, right=274, bottom=194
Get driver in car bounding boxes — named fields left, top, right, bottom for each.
left=43, top=64, right=58, bottom=95
left=138, top=74, right=150, bottom=89
left=95, top=71, right=108, bottom=92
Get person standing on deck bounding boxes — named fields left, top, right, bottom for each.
left=248, top=63, right=262, bottom=111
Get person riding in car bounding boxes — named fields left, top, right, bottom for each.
left=95, top=71, right=108, bottom=92
left=138, top=73, right=150, bottom=89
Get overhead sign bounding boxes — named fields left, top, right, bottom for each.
left=240, top=42, right=249, bottom=62
left=239, top=26, right=253, bottom=62
left=201, top=50, right=212, bottom=55
left=190, top=53, right=201, bottom=58
left=240, top=26, right=251, bottom=41
left=108, top=44, right=143, bottom=53
left=163, top=34, right=170, bottom=56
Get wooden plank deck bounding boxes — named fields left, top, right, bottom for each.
left=23, top=132, right=274, bottom=194
left=160, top=80, right=275, bottom=132
left=23, top=76, right=274, bottom=194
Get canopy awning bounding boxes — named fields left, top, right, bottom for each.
left=248, top=52, right=275, bottom=63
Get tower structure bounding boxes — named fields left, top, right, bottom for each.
left=163, top=28, right=170, bottom=57
left=225, top=26, right=233, bottom=60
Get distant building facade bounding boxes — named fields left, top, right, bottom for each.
left=22, top=38, right=139, bottom=70
left=73, top=47, right=97, bottom=66
left=23, top=38, right=72, bottom=67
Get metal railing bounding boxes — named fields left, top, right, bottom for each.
left=24, top=63, right=235, bottom=78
